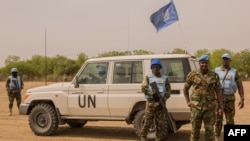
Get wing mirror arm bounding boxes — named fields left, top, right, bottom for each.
left=74, top=76, right=79, bottom=88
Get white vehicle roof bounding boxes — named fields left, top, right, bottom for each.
left=86, top=54, right=196, bottom=62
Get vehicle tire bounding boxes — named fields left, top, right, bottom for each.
left=67, top=120, right=88, bottom=128
left=134, top=110, right=156, bottom=139
left=29, top=103, right=59, bottom=136
left=134, top=110, right=144, bottom=137
left=134, top=109, right=170, bottom=139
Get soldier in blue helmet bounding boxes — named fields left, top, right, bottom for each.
left=183, top=55, right=223, bottom=141
left=5, top=68, right=24, bottom=116
left=140, top=59, right=171, bottom=141
left=214, top=53, right=245, bottom=141
left=97, top=66, right=107, bottom=84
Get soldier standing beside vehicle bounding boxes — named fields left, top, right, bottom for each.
left=6, top=68, right=24, bottom=116
left=183, top=55, right=223, bottom=141
left=140, top=59, right=171, bottom=141
left=214, top=53, right=245, bottom=141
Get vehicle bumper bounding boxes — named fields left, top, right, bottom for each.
left=19, top=103, right=29, bottom=115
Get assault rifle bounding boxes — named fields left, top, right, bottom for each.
left=150, top=81, right=177, bottom=133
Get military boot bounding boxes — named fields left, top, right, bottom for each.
left=8, top=109, right=12, bottom=116
left=215, top=136, right=220, bottom=141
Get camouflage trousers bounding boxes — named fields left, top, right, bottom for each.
left=8, top=91, right=21, bottom=109
left=140, top=101, right=166, bottom=139
left=215, top=95, right=235, bottom=136
left=190, top=107, right=216, bottom=141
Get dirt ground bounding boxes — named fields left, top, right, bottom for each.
left=0, top=81, right=249, bottom=141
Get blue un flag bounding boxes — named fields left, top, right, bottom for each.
left=150, top=0, right=179, bottom=32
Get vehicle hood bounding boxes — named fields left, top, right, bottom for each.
left=26, top=82, right=72, bottom=93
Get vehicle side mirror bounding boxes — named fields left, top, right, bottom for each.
left=74, top=76, right=79, bottom=88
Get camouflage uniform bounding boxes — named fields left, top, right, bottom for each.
left=140, top=75, right=171, bottom=140
left=184, top=70, right=221, bottom=141
left=215, top=95, right=235, bottom=136
left=215, top=67, right=242, bottom=136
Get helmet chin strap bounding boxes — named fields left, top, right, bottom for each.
left=12, top=72, right=18, bottom=77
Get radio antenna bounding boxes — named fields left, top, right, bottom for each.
left=45, top=29, right=47, bottom=85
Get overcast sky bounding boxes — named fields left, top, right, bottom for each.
left=1, top=0, right=250, bottom=67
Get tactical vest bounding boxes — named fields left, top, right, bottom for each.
left=8, top=76, right=22, bottom=90
left=146, top=74, right=167, bottom=98
left=215, top=67, right=237, bottom=94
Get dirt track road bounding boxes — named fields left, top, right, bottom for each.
left=0, top=81, right=249, bottom=141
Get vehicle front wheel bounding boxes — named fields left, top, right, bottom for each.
left=29, top=103, right=59, bottom=136
left=134, top=110, right=156, bottom=139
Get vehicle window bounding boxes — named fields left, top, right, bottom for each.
left=77, top=62, right=109, bottom=84
left=113, top=61, right=143, bottom=84
left=160, top=58, right=190, bottom=83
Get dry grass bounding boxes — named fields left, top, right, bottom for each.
left=0, top=81, right=249, bottom=141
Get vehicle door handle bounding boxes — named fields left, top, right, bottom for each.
left=97, top=91, right=104, bottom=94
left=137, top=91, right=143, bottom=93
left=72, top=92, right=83, bottom=94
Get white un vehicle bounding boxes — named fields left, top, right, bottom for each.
left=19, top=54, right=198, bottom=138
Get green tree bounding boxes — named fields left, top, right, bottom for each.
left=96, top=49, right=154, bottom=57
left=26, top=55, right=45, bottom=78
left=76, top=52, right=88, bottom=67
left=170, top=48, right=187, bottom=54
left=2, top=61, right=39, bottom=81
left=234, top=49, right=250, bottom=79
left=97, top=51, right=129, bottom=57
left=194, top=49, right=211, bottom=58
left=5, top=55, right=21, bottom=65
left=210, top=49, right=232, bottom=69
left=1, top=49, right=249, bottom=81
left=132, top=49, right=154, bottom=55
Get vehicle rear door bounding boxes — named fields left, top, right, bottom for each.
left=108, top=61, right=144, bottom=117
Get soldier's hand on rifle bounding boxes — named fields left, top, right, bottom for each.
left=165, top=93, right=170, bottom=100
left=153, top=93, right=160, bottom=102
left=187, top=102, right=192, bottom=107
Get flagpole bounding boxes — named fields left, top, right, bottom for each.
left=177, top=22, right=188, bottom=54
left=127, top=2, right=130, bottom=55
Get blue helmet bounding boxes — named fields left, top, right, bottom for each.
left=221, top=53, right=231, bottom=59
left=97, top=66, right=106, bottom=74
left=11, top=68, right=18, bottom=73
left=151, top=59, right=162, bottom=69
left=198, top=55, right=209, bottom=61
